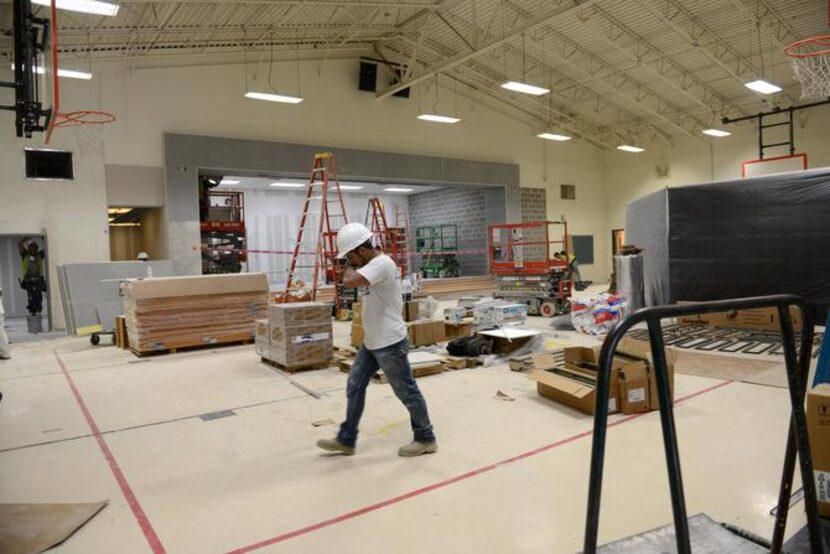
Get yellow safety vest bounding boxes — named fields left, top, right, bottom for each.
left=22, top=255, right=44, bottom=278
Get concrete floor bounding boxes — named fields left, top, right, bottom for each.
left=0, top=304, right=810, bottom=553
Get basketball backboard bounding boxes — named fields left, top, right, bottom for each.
left=4, top=0, right=56, bottom=139
left=741, top=154, right=808, bottom=178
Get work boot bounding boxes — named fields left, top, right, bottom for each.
left=0, top=353, right=10, bottom=360
left=398, top=440, right=438, bottom=457
left=316, top=438, right=355, bottom=456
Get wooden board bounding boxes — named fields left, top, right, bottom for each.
left=131, top=334, right=251, bottom=357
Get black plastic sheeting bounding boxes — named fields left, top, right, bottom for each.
left=626, top=167, right=830, bottom=321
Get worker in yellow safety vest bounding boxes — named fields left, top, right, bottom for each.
left=18, top=238, right=46, bottom=316
left=561, top=250, right=582, bottom=284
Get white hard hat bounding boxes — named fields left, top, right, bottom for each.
left=336, top=223, right=372, bottom=259
left=137, top=252, right=149, bottom=260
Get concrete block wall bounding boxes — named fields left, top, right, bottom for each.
left=408, top=188, right=488, bottom=276
left=521, top=188, right=549, bottom=262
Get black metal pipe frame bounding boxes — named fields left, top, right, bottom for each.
left=583, top=295, right=822, bottom=554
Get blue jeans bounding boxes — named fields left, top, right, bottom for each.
left=337, top=338, right=435, bottom=448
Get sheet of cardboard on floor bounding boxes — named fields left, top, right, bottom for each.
left=807, top=384, right=830, bottom=517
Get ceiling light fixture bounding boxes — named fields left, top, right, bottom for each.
left=617, top=145, right=645, bottom=153
left=245, top=91, right=303, bottom=104
left=417, top=114, right=460, bottom=124
left=11, top=64, right=93, bottom=80
left=338, top=185, right=364, bottom=191
left=32, top=0, right=120, bottom=16
left=502, top=81, right=550, bottom=96
left=384, top=187, right=415, bottom=193
left=269, top=182, right=305, bottom=188
left=109, top=222, right=142, bottom=227
left=702, top=128, right=731, bottom=138
left=744, top=79, right=782, bottom=95
left=219, top=179, right=241, bottom=185
left=537, top=132, right=572, bottom=141
left=107, top=207, right=132, bottom=214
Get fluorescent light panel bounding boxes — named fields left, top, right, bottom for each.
left=220, top=179, right=240, bottom=185
left=537, top=132, right=572, bottom=141
left=384, top=187, right=414, bottom=193
left=744, top=79, right=782, bottom=94
left=702, top=128, right=731, bottom=137
left=11, top=64, right=92, bottom=80
left=338, top=185, right=363, bottom=191
left=501, top=81, right=550, bottom=96
left=417, top=114, right=460, bottom=124
left=617, top=145, right=645, bottom=153
left=269, top=182, right=305, bottom=188
left=245, top=91, right=303, bottom=104
left=32, top=0, right=120, bottom=16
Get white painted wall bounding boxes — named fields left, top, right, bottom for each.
left=0, top=59, right=610, bottom=329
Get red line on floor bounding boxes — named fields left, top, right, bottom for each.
left=225, top=379, right=734, bottom=554
left=53, top=350, right=166, bottom=554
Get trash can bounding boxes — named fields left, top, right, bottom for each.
left=27, top=315, right=43, bottom=334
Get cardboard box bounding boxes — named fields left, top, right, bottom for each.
left=268, top=301, right=331, bottom=327
left=404, top=300, right=420, bottom=322
left=444, top=307, right=468, bottom=324
left=255, top=319, right=270, bottom=357
left=351, top=323, right=363, bottom=348
left=617, top=337, right=676, bottom=411
left=444, top=321, right=473, bottom=340
left=808, top=385, right=830, bottom=517
left=269, top=321, right=332, bottom=368
left=677, top=304, right=802, bottom=332
left=618, top=363, right=650, bottom=414
left=407, top=320, right=446, bottom=346
left=530, top=348, right=620, bottom=415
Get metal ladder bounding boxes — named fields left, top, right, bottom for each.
left=583, top=295, right=823, bottom=553
left=282, top=152, right=348, bottom=308
left=365, top=197, right=407, bottom=277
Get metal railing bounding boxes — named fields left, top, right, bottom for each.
left=583, top=294, right=822, bottom=553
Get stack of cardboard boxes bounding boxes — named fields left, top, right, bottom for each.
left=529, top=338, right=675, bottom=415
left=259, top=302, right=333, bottom=370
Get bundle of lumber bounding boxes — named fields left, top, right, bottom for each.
left=123, top=273, right=269, bottom=355
left=416, top=275, right=494, bottom=296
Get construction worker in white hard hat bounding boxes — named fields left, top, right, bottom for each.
left=137, top=252, right=149, bottom=261
left=317, top=222, right=437, bottom=457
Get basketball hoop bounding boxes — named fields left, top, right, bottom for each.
left=50, top=110, right=116, bottom=156
left=786, top=35, right=830, bottom=100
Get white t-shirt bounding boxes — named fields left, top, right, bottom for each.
left=357, top=254, right=406, bottom=350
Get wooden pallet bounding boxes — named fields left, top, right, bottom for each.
left=131, top=337, right=251, bottom=357
left=260, top=357, right=333, bottom=373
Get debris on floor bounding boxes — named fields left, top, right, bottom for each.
left=494, top=390, right=515, bottom=401
left=310, top=418, right=335, bottom=427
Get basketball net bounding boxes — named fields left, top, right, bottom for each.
left=787, top=35, right=830, bottom=100
left=52, top=110, right=115, bottom=157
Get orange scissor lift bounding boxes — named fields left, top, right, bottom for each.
left=488, top=220, right=573, bottom=317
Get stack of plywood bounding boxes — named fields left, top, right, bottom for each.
left=123, top=273, right=269, bottom=355
left=263, top=302, right=333, bottom=371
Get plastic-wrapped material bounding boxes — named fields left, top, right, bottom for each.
left=615, top=254, right=645, bottom=311
left=571, top=293, right=629, bottom=335
left=626, top=167, right=830, bottom=321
